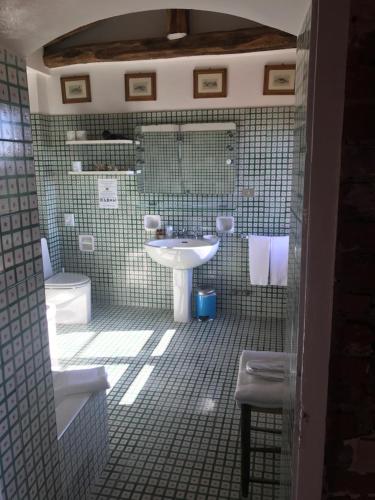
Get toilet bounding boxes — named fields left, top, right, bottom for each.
left=41, top=238, right=91, bottom=324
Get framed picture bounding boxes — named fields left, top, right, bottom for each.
left=263, top=64, right=296, bottom=95
left=193, top=69, right=227, bottom=98
left=60, top=75, right=91, bottom=104
left=125, top=72, right=156, bottom=101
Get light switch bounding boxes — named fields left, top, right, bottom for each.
left=64, top=214, right=75, bottom=227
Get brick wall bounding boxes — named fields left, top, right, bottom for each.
left=324, top=1, right=375, bottom=497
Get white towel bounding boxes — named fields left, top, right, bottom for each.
left=270, top=236, right=289, bottom=286
left=245, top=367, right=285, bottom=381
left=53, top=366, right=110, bottom=405
left=246, top=361, right=285, bottom=373
left=245, top=355, right=287, bottom=381
left=248, top=235, right=271, bottom=286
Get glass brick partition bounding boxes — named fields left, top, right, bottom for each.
left=280, top=7, right=312, bottom=499
left=31, top=107, right=294, bottom=318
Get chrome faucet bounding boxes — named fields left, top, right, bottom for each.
left=179, top=228, right=200, bottom=239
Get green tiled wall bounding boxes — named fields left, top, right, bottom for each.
left=0, top=47, right=61, bottom=498
left=31, top=107, right=294, bottom=318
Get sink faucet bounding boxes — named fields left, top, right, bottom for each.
left=179, top=228, right=200, bottom=239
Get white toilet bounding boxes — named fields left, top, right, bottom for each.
left=41, top=238, right=92, bottom=324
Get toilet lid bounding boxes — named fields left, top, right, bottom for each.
left=45, top=272, right=90, bottom=288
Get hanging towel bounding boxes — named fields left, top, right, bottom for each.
left=270, top=236, right=289, bottom=286
left=53, top=366, right=110, bottom=406
left=248, top=235, right=271, bottom=286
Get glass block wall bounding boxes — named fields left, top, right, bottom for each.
left=281, top=7, right=312, bottom=499
left=0, top=47, right=61, bottom=498
left=31, top=107, right=294, bottom=318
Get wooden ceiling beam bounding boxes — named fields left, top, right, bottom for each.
left=43, top=26, right=296, bottom=68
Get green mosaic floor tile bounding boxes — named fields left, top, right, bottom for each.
left=57, top=304, right=284, bottom=499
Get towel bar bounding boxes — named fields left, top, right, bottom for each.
left=240, top=233, right=289, bottom=239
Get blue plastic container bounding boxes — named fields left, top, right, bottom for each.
left=195, top=287, right=216, bottom=321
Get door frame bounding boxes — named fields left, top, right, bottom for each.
left=292, top=1, right=351, bottom=499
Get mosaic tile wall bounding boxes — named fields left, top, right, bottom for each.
left=281, top=6, right=312, bottom=499
left=58, top=391, right=108, bottom=500
left=31, top=107, right=294, bottom=318
left=0, top=47, right=61, bottom=499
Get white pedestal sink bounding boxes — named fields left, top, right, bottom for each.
left=144, top=238, right=220, bottom=322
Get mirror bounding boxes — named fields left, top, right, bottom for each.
left=136, top=123, right=236, bottom=195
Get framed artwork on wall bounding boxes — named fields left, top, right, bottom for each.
left=193, top=68, right=227, bottom=98
left=60, top=75, right=92, bottom=104
left=125, top=72, right=157, bottom=101
left=263, top=64, right=296, bottom=95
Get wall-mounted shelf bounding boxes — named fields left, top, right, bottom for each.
left=66, top=139, right=140, bottom=145
left=68, top=170, right=140, bottom=176
left=135, top=202, right=237, bottom=212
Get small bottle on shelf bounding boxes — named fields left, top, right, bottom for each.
left=156, top=228, right=166, bottom=239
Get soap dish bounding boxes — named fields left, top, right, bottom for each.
left=144, top=214, right=161, bottom=231
left=216, top=216, right=235, bottom=234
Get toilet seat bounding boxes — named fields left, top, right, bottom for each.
left=45, top=272, right=90, bottom=289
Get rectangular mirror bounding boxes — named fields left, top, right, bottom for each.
left=136, top=123, right=236, bottom=195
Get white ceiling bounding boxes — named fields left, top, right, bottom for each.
left=0, top=0, right=309, bottom=56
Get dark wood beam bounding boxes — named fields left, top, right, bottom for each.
left=166, top=9, right=189, bottom=39
left=43, top=26, right=296, bottom=68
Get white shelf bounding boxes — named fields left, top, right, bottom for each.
left=68, top=170, right=140, bottom=176
left=66, top=139, right=139, bottom=145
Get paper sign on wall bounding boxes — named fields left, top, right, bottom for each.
left=98, top=178, right=118, bottom=209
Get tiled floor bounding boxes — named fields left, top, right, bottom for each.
left=56, top=305, right=285, bottom=500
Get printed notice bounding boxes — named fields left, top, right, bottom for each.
left=98, top=179, right=118, bottom=209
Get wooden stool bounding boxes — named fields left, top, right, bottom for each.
left=235, top=350, right=288, bottom=497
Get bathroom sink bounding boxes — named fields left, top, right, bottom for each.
left=144, top=238, right=219, bottom=270
left=144, top=238, right=220, bottom=323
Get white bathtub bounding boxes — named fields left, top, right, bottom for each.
left=55, top=392, right=91, bottom=439
left=52, top=366, right=109, bottom=438
left=55, top=388, right=109, bottom=499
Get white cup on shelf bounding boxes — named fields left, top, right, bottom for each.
left=72, top=161, right=82, bottom=172
left=66, top=131, right=76, bottom=141
left=76, top=130, right=87, bottom=141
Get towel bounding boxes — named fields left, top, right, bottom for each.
left=270, top=236, right=289, bottom=286
left=248, top=235, right=271, bottom=286
left=245, top=367, right=285, bottom=381
left=53, top=366, right=110, bottom=405
left=245, top=355, right=286, bottom=381
left=246, top=361, right=285, bottom=373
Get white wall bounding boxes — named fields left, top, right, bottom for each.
left=27, top=49, right=296, bottom=115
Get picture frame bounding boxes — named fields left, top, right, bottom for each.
left=263, top=64, right=296, bottom=95
left=60, top=75, right=92, bottom=104
left=193, top=68, right=227, bottom=98
left=125, top=72, right=157, bottom=101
